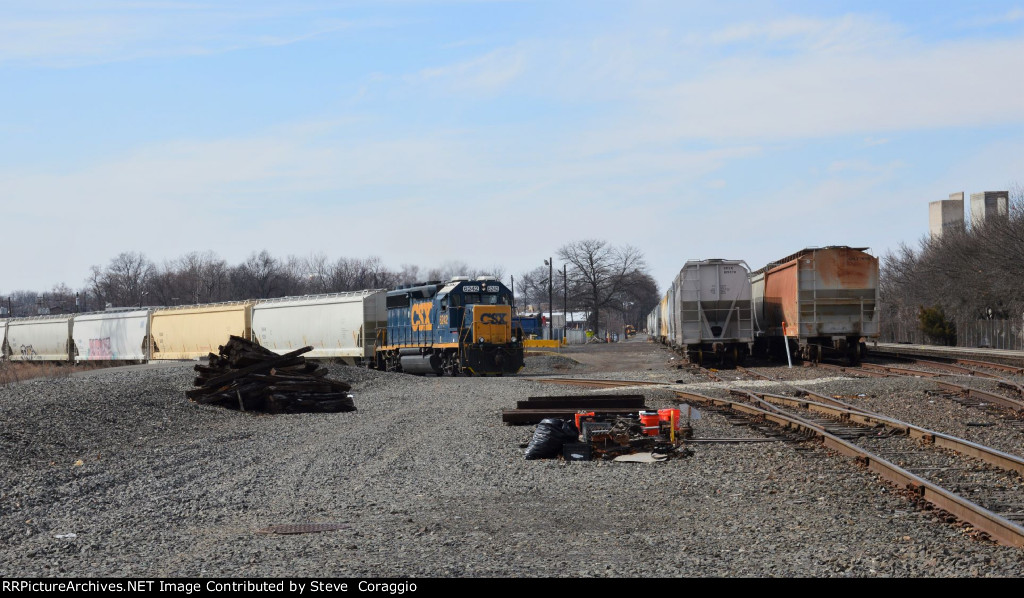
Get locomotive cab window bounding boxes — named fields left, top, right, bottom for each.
left=462, top=293, right=507, bottom=305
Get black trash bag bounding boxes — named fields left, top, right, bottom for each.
left=524, top=418, right=579, bottom=460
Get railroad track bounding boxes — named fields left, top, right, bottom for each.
left=870, top=346, right=1024, bottom=372
left=526, top=371, right=1024, bottom=547
left=812, top=359, right=1024, bottom=418
left=689, top=365, right=1024, bottom=547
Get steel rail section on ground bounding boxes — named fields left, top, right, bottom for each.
left=673, top=390, right=1024, bottom=548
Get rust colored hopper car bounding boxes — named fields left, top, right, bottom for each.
left=751, top=246, right=880, bottom=363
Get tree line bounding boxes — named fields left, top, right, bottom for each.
left=881, top=185, right=1024, bottom=345
left=2, top=240, right=662, bottom=337
left=2, top=251, right=504, bottom=317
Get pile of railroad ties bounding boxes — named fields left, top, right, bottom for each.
left=186, top=336, right=356, bottom=414
left=504, top=394, right=692, bottom=462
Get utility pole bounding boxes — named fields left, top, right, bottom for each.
left=562, top=263, right=567, bottom=343
left=543, top=258, right=553, bottom=341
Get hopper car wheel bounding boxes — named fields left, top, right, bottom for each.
left=846, top=344, right=861, bottom=366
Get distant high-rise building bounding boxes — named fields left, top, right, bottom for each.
left=970, top=191, right=1009, bottom=227
left=929, top=192, right=965, bottom=239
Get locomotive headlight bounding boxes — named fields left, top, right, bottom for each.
left=478, top=337, right=485, bottom=344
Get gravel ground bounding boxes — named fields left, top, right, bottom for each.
left=2, top=344, right=1024, bottom=577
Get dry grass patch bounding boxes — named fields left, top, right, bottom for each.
left=0, top=361, right=112, bottom=386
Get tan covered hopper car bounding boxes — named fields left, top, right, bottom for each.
left=149, top=302, right=253, bottom=360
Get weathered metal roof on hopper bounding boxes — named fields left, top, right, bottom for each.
left=750, top=246, right=870, bottom=276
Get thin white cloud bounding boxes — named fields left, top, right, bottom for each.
left=967, top=7, right=1024, bottom=27
left=827, top=159, right=904, bottom=175
left=0, top=113, right=760, bottom=288
left=0, top=4, right=382, bottom=66
left=699, top=14, right=904, bottom=53
left=414, top=45, right=527, bottom=93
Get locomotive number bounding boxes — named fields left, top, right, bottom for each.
left=463, top=285, right=480, bottom=293
left=439, top=314, right=449, bottom=327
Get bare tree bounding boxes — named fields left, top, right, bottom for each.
left=515, top=266, right=550, bottom=309
left=231, top=250, right=289, bottom=299
left=880, top=182, right=1024, bottom=345
left=558, top=240, right=649, bottom=335
left=87, top=252, right=155, bottom=308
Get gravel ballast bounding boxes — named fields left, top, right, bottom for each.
left=2, top=341, right=1023, bottom=577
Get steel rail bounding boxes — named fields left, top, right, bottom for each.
left=955, top=358, right=1024, bottom=375
left=934, top=380, right=1024, bottom=413
left=871, top=345, right=1024, bottom=371
left=729, top=369, right=1024, bottom=477
left=673, top=390, right=1024, bottom=548
left=859, top=362, right=941, bottom=377
left=814, top=362, right=893, bottom=378
left=871, top=349, right=1011, bottom=380
left=750, top=390, right=1024, bottom=477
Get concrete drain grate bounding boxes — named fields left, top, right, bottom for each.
left=257, top=523, right=351, bottom=535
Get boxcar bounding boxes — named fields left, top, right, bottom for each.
left=149, top=301, right=253, bottom=360
left=251, top=290, right=387, bottom=364
left=5, top=315, right=74, bottom=361
left=752, top=246, right=879, bottom=363
left=72, top=309, right=151, bottom=361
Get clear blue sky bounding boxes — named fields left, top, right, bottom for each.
left=3, top=1, right=1023, bottom=293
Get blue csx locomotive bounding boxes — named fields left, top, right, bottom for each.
left=373, top=277, right=525, bottom=376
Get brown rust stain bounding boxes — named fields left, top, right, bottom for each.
left=815, top=247, right=877, bottom=289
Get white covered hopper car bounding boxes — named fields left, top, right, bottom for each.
left=72, top=309, right=151, bottom=361
left=251, top=290, right=387, bottom=364
left=670, top=259, right=755, bottom=365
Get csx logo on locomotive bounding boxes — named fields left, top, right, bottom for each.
left=411, top=303, right=433, bottom=331
left=479, top=312, right=507, bottom=325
